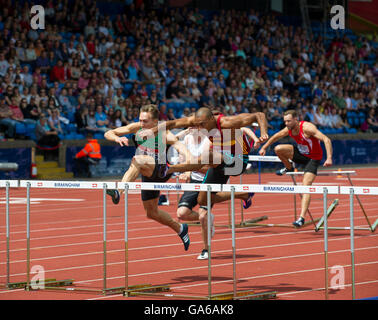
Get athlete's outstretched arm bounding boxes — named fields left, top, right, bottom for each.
left=165, top=130, right=206, bottom=173
left=258, top=127, right=289, bottom=156
left=104, top=122, right=141, bottom=146
left=241, top=126, right=260, bottom=149
left=220, top=112, right=269, bottom=142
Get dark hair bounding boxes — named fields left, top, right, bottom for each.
left=140, top=104, right=159, bottom=120
left=284, top=109, right=298, bottom=118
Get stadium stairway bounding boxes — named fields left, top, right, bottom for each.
left=35, top=155, right=73, bottom=180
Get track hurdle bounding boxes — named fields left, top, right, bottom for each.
left=13, top=180, right=120, bottom=295
left=0, top=180, right=19, bottom=288
left=120, top=182, right=219, bottom=299
left=118, top=181, right=275, bottom=300
left=233, top=155, right=292, bottom=228
left=288, top=171, right=377, bottom=232
left=340, top=186, right=378, bottom=299
left=248, top=155, right=283, bottom=185
left=224, top=183, right=339, bottom=300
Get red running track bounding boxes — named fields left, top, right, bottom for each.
left=0, top=168, right=377, bottom=300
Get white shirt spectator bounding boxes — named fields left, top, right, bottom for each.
left=314, top=110, right=326, bottom=127
left=272, top=77, right=283, bottom=90
left=0, top=58, right=10, bottom=77
left=245, top=76, right=255, bottom=90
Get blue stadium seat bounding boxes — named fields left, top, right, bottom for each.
left=94, top=132, right=104, bottom=140
left=15, top=123, right=26, bottom=135
left=345, top=128, right=357, bottom=134
left=75, top=133, right=86, bottom=139
left=24, top=123, right=36, bottom=137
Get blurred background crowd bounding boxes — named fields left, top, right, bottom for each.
left=0, top=0, right=377, bottom=147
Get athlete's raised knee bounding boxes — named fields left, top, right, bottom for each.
left=177, top=207, right=191, bottom=221
left=274, top=144, right=285, bottom=154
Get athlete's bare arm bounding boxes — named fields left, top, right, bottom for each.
left=104, top=122, right=141, bottom=146
left=219, top=112, right=269, bottom=142
left=166, top=130, right=194, bottom=165
left=241, top=126, right=260, bottom=149
left=258, top=127, right=289, bottom=156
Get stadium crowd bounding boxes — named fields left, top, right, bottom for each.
left=0, top=0, right=377, bottom=145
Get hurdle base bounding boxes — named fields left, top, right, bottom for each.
left=186, top=221, right=201, bottom=227
left=7, top=279, right=74, bottom=290
left=215, top=216, right=269, bottom=229
left=371, top=219, right=378, bottom=232
left=315, top=199, right=339, bottom=232
left=123, top=284, right=171, bottom=297
left=239, top=216, right=269, bottom=227
left=211, top=289, right=277, bottom=300
left=317, top=226, right=375, bottom=232
left=247, top=218, right=320, bottom=229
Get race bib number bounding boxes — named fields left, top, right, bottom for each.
left=298, top=144, right=310, bottom=154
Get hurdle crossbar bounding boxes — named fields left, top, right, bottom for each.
left=248, top=155, right=282, bottom=185
left=223, top=184, right=338, bottom=229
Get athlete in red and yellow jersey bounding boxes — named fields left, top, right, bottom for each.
left=259, top=109, right=333, bottom=227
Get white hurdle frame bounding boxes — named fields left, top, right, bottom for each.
left=288, top=171, right=378, bottom=232
left=3, top=179, right=376, bottom=300
left=223, top=184, right=339, bottom=300
left=17, top=180, right=117, bottom=294
left=118, top=181, right=222, bottom=299
left=340, top=186, right=378, bottom=300
left=0, top=180, right=19, bottom=288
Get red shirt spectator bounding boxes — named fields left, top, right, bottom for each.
left=158, top=104, right=169, bottom=121
left=50, top=60, right=66, bottom=82
left=86, top=34, right=96, bottom=56
left=9, top=102, right=24, bottom=121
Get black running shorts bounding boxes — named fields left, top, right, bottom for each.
left=178, top=177, right=202, bottom=210
left=141, top=160, right=172, bottom=201
left=292, top=145, right=321, bottom=175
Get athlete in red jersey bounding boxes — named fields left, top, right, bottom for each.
left=259, top=109, right=333, bottom=227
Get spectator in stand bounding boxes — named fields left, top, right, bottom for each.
left=167, top=108, right=176, bottom=120
left=78, top=70, right=90, bottom=90
left=50, top=59, right=67, bottom=83
left=35, top=115, right=60, bottom=160
left=24, top=42, right=37, bottom=67
left=8, top=96, right=24, bottom=124
left=0, top=52, right=10, bottom=78
left=108, top=108, right=127, bottom=129
left=322, top=108, right=334, bottom=129
left=158, top=103, right=169, bottom=121
left=35, top=50, right=50, bottom=74
left=85, top=108, right=98, bottom=133
left=20, top=98, right=39, bottom=125
left=0, top=97, right=15, bottom=139
left=365, top=108, right=378, bottom=133
left=75, top=106, right=90, bottom=134
left=47, top=108, right=63, bottom=135
left=94, top=104, right=109, bottom=132
left=58, top=88, right=75, bottom=117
